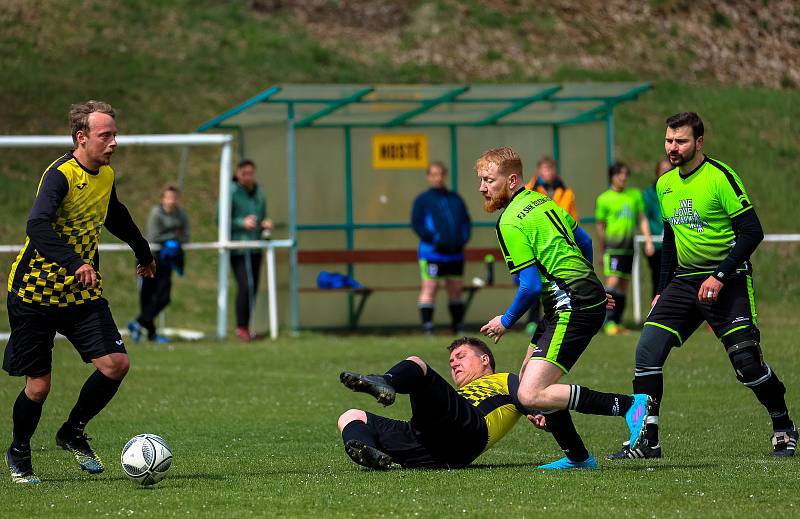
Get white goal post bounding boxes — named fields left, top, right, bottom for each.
left=632, top=234, right=800, bottom=323
left=0, top=135, right=292, bottom=340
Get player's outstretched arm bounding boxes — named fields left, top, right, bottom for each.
left=104, top=184, right=154, bottom=269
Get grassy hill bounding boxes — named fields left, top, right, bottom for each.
left=1, top=0, right=799, bottom=330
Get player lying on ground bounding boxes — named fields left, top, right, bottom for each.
left=337, top=337, right=547, bottom=469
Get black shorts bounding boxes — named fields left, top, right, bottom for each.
left=644, top=274, right=759, bottom=343
left=366, top=368, right=487, bottom=468
left=419, top=259, right=464, bottom=281
left=529, top=302, right=606, bottom=374
left=603, top=251, right=633, bottom=278
left=4, top=293, right=126, bottom=377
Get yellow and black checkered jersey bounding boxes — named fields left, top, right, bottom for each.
left=456, top=372, right=528, bottom=451
left=8, top=152, right=152, bottom=307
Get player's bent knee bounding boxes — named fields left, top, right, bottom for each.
left=724, top=336, right=770, bottom=386
left=636, top=325, right=679, bottom=368
left=405, top=356, right=428, bottom=374
left=25, top=377, right=51, bottom=402
left=94, top=352, right=130, bottom=380
left=337, top=409, right=367, bottom=431
left=517, top=387, right=544, bottom=409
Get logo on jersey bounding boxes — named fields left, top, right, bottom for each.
left=663, top=187, right=673, bottom=194
left=516, top=197, right=548, bottom=220
left=76, top=182, right=88, bottom=190
left=615, top=203, right=632, bottom=220
left=668, top=198, right=708, bottom=233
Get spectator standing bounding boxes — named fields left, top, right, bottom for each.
left=525, top=155, right=579, bottom=220
left=128, top=185, right=189, bottom=343
left=642, top=159, right=673, bottom=299
left=595, top=162, right=654, bottom=335
left=230, top=160, right=272, bottom=342
left=411, top=161, right=472, bottom=335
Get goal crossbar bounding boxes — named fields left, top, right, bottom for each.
left=0, top=134, right=290, bottom=340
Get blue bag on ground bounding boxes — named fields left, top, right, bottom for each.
left=316, top=271, right=362, bottom=289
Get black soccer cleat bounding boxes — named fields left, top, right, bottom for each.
left=344, top=439, right=392, bottom=470
left=340, top=371, right=396, bottom=406
left=56, top=427, right=104, bottom=474
left=606, top=439, right=662, bottom=460
left=772, top=427, right=798, bottom=457
left=5, top=447, right=40, bottom=484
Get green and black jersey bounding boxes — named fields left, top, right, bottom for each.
left=495, top=189, right=606, bottom=312
left=595, top=187, right=645, bottom=253
left=657, top=156, right=752, bottom=276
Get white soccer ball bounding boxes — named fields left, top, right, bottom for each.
left=121, top=434, right=173, bottom=486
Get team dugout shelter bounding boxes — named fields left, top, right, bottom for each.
left=198, top=83, right=651, bottom=332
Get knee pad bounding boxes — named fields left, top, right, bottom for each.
left=725, top=338, right=770, bottom=386
left=635, top=325, right=679, bottom=372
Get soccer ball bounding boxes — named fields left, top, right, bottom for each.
left=121, top=434, right=173, bottom=486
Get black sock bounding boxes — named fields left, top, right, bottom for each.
left=448, top=300, right=465, bottom=332
left=749, top=370, right=793, bottom=431
left=12, top=390, right=44, bottom=451
left=418, top=304, right=434, bottom=329
left=569, top=385, right=634, bottom=416
left=384, top=359, right=425, bottom=394
left=341, top=420, right=377, bottom=449
left=63, top=370, right=123, bottom=432
left=545, top=410, right=590, bottom=462
left=633, top=372, right=663, bottom=442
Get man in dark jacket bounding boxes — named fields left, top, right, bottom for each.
left=411, top=161, right=471, bottom=335
left=128, top=184, right=190, bottom=344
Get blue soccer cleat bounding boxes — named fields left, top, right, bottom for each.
left=127, top=320, right=142, bottom=343
left=537, top=454, right=598, bottom=470
left=625, top=394, right=653, bottom=450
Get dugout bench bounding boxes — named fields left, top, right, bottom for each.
left=297, top=248, right=515, bottom=329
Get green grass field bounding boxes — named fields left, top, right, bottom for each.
left=1, top=2, right=799, bottom=515
left=0, top=308, right=796, bottom=517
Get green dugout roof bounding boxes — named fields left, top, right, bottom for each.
left=198, top=82, right=651, bottom=131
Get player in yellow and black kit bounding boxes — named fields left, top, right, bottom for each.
left=4, top=101, right=155, bottom=484
left=337, top=337, right=545, bottom=469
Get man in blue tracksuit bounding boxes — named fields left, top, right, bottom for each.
left=411, top=161, right=472, bottom=335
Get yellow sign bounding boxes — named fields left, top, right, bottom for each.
left=372, top=134, right=428, bottom=169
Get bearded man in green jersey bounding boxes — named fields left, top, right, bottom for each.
left=608, top=112, right=796, bottom=460
left=475, top=146, right=653, bottom=470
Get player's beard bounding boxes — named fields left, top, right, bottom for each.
left=668, top=143, right=697, bottom=167
left=483, top=190, right=511, bottom=212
